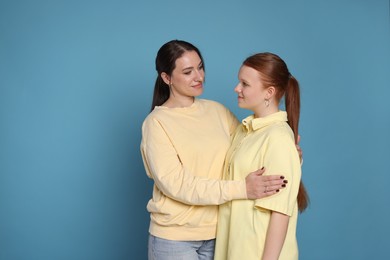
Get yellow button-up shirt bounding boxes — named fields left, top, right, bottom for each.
left=215, top=111, right=301, bottom=260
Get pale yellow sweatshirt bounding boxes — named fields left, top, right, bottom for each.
left=140, top=99, right=247, bottom=240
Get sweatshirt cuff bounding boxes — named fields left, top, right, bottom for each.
left=227, top=180, right=247, bottom=200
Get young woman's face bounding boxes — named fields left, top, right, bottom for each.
left=166, top=50, right=204, bottom=98
left=234, top=65, right=268, bottom=113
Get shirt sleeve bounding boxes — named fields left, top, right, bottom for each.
left=225, top=107, right=240, bottom=136
left=141, top=116, right=247, bottom=206
left=254, top=132, right=301, bottom=216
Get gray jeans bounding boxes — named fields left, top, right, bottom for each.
left=148, top=234, right=215, bottom=260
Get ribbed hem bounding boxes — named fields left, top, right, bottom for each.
left=227, top=180, right=247, bottom=200
left=149, top=221, right=217, bottom=241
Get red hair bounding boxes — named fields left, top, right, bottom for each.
left=243, top=53, right=309, bottom=212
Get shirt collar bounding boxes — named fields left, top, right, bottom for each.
left=242, top=111, right=288, bottom=131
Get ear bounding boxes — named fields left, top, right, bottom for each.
left=266, top=86, right=276, bottom=99
left=161, top=72, right=171, bottom=86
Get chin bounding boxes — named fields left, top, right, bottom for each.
left=193, top=89, right=204, bottom=96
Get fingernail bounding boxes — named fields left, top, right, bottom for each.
left=261, top=167, right=264, bottom=170
left=283, top=180, right=288, bottom=183
left=280, top=176, right=285, bottom=179
left=282, top=184, right=286, bottom=187
left=276, top=190, right=280, bottom=192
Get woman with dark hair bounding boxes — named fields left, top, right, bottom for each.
left=214, top=52, right=309, bottom=260
left=140, top=41, right=289, bottom=260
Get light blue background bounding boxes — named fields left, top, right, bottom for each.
left=1, top=0, right=389, bottom=259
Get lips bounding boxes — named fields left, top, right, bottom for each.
left=192, top=83, right=203, bottom=89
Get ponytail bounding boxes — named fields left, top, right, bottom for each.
left=243, top=52, right=310, bottom=213
left=286, top=75, right=309, bottom=213
left=150, top=76, right=170, bottom=112
left=285, top=75, right=300, bottom=143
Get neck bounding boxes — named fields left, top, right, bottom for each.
left=254, top=105, right=279, bottom=118
left=163, top=96, right=195, bottom=108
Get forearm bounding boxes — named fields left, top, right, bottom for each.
left=262, top=211, right=289, bottom=260
left=143, top=148, right=247, bottom=205
left=151, top=165, right=247, bottom=205
left=142, top=116, right=249, bottom=205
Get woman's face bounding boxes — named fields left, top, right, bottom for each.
left=164, top=50, right=204, bottom=99
left=234, top=65, right=268, bottom=113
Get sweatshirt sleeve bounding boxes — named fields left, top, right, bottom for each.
left=225, top=107, right=240, bottom=136
left=141, top=116, right=247, bottom=206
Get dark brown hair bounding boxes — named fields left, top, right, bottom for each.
left=150, top=40, right=205, bottom=112
left=243, top=52, right=309, bottom=212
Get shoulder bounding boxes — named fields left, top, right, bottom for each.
left=266, top=122, right=295, bottom=144
left=142, top=109, right=164, bottom=128
left=143, top=110, right=158, bottom=123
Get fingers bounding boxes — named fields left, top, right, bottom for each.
left=245, top=170, right=288, bottom=199
left=255, top=182, right=286, bottom=199
left=261, top=180, right=287, bottom=199
left=296, top=135, right=303, bottom=161
left=252, top=167, right=265, bottom=176
left=296, top=144, right=303, bottom=162
left=296, top=144, right=302, bottom=154
left=264, top=178, right=288, bottom=187
left=264, top=183, right=286, bottom=193
left=262, top=175, right=285, bottom=182
left=262, top=176, right=288, bottom=195
left=263, top=189, right=280, bottom=196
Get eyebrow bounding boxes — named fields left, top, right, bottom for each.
left=240, top=78, right=250, bottom=84
left=182, top=61, right=203, bottom=72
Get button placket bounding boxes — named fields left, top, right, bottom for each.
left=227, top=130, right=249, bottom=177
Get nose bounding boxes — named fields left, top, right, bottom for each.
left=195, top=69, right=204, bottom=82
left=234, top=84, right=241, bottom=93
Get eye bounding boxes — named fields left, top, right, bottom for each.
left=242, top=82, right=249, bottom=87
left=198, top=64, right=204, bottom=71
left=183, top=70, right=192, bottom=75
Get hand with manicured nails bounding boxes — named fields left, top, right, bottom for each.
left=245, top=167, right=288, bottom=199
left=296, top=135, right=303, bottom=163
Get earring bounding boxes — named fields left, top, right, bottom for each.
left=264, top=99, right=270, bottom=107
